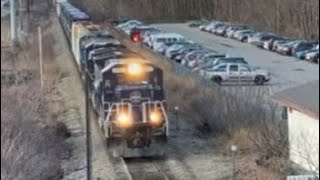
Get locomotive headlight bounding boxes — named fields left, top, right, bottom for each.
left=128, top=63, right=142, bottom=75
left=149, top=111, right=163, bottom=127
left=117, top=113, right=132, bottom=128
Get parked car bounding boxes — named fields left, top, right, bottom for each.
left=109, top=17, right=131, bottom=26
left=226, top=25, right=249, bottom=38
left=172, top=46, right=203, bottom=63
left=272, top=39, right=295, bottom=51
left=214, top=24, right=232, bottom=36
left=211, top=23, right=230, bottom=35
left=275, top=40, right=301, bottom=55
left=191, top=54, right=227, bottom=71
left=181, top=50, right=214, bottom=67
left=212, top=57, right=248, bottom=67
left=130, top=26, right=157, bottom=34
left=199, top=22, right=211, bottom=31
left=294, top=47, right=319, bottom=60
left=188, top=20, right=209, bottom=28
left=164, top=42, right=197, bottom=58
left=247, top=33, right=278, bottom=48
left=263, top=36, right=290, bottom=50
left=305, top=50, right=319, bottom=63
left=129, top=26, right=157, bottom=42
left=200, top=63, right=271, bottom=85
left=234, top=30, right=256, bottom=42
left=155, top=41, right=176, bottom=54
left=204, top=21, right=225, bottom=32
left=142, top=30, right=163, bottom=45
left=149, top=33, right=185, bottom=51
left=144, top=32, right=182, bottom=47
left=155, top=39, right=193, bottom=54
left=117, top=20, right=143, bottom=30
left=291, top=41, right=318, bottom=55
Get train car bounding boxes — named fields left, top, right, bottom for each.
left=71, top=22, right=101, bottom=67
left=79, top=32, right=122, bottom=71
left=55, top=0, right=67, bottom=16
left=58, top=2, right=90, bottom=44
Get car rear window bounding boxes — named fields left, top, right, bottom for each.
left=224, top=58, right=245, bottom=62
left=261, top=36, right=275, bottom=41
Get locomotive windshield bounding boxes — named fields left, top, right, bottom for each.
left=103, top=62, right=163, bottom=91
left=117, top=73, right=159, bottom=86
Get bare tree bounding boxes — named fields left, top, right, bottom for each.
left=72, top=0, right=319, bottom=39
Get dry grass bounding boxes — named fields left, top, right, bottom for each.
left=1, top=84, right=65, bottom=180
left=162, top=63, right=289, bottom=177
left=1, top=3, right=70, bottom=179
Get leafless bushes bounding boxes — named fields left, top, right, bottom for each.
left=1, top=10, right=69, bottom=180
left=73, top=0, right=319, bottom=39
left=154, top=62, right=289, bottom=179
left=1, top=85, right=65, bottom=180
left=162, top=65, right=289, bottom=177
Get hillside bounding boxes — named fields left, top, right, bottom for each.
left=71, top=0, right=319, bottom=40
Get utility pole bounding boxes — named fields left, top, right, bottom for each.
left=85, top=63, right=92, bottom=180
left=38, top=27, right=43, bottom=89
left=231, top=145, right=237, bottom=180
left=174, top=106, right=180, bottom=131
left=10, top=0, right=17, bottom=42
left=18, top=0, right=23, bottom=41
left=27, top=0, right=30, bottom=14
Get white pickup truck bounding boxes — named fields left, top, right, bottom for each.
left=200, top=63, right=271, bottom=85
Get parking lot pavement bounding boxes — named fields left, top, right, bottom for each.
left=153, top=23, right=319, bottom=94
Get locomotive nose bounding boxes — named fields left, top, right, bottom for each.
left=133, top=138, right=143, bottom=146
left=128, top=137, right=151, bottom=148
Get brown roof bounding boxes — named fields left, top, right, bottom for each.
left=272, top=80, right=319, bottom=119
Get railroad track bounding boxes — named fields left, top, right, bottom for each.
left=123, top=158, right=170, bottom=180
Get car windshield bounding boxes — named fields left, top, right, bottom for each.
left=157, top=38, right=166, bottom=42
left=212, top=64, right=227, bottom=71
left=261, top=36, right=276, bottom=41
left=222, top=58, right=245, bottom=62
left=138, top=28, right=155, bottom=32
left=164, top=42, right=175, bottom=46
left=242, top=31, right=254, bottom=34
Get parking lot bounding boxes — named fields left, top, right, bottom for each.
left=153, top=23, right=319, bottom=93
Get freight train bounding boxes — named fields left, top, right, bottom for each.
left=56, top=0, right=168, bottom=157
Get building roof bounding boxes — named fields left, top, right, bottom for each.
left=272, top=80, right=319, bottom=119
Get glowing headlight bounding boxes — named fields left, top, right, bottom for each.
left=149, top=111, right=163, bottom=127
left=117, top=113, right=132, bottom=128
left=128, top=63, right=142, bottom=75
